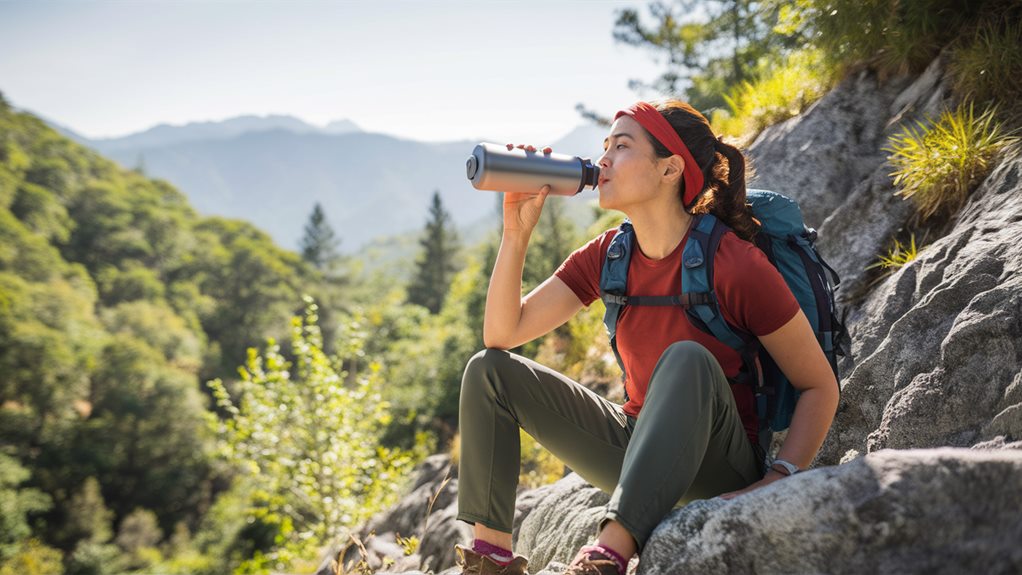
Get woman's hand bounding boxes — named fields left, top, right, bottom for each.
left=719, top=469, right=786, bottom=500
left=503, top=143, right=553, bottom=233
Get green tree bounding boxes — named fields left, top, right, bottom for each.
left=71, top=337, right=215, bottom=535
left=407, top=191, right=461, bottom=314
left=59, top=477, right=113, bottom=549
left=299, top=202, right=341, bottom=272
left=0, top=454, right=52, bottom=560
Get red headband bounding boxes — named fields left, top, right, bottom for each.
left=615, top=101, right=704, bottom=207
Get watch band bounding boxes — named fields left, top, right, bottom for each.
left=770, top=458, right=801, bottom=476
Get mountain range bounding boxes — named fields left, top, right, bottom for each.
left=50, top=114, right=607, bottom=252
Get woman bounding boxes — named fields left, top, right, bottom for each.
left=453, top=100, right=839, bottom=575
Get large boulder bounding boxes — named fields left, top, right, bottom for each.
left=641, top=448, right=1022, bottom=575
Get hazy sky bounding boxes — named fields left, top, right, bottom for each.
left=0, top=0, right=668, bottom=144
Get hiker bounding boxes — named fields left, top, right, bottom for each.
left=454, top=100, right=840, bottom=575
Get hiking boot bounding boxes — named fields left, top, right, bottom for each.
left=562, top=546, right=624, bottom=575
left=454, top=543, right=529, bottom=575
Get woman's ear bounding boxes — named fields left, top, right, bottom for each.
left=661, top=155, right=685, bottom=184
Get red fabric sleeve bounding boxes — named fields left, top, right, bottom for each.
left=554, top=229, right=618, bottom=307
left=714, top=232, right=801, bottom=336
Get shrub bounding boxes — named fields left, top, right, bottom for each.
left=711, top=49, right=834, bottom=140
left=785, top=0, right=988, bottom=77
left=207, top=298, right=429, bottom=571
left=0, top=540, right=64, bottom=575
left=886, top=103, right=1017, bottom=221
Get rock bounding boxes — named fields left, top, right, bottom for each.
left=514, top=474, right=609, bottom=570
left=639, top=448, right=1022, bottom=575
left=746, top=69, right=913, bottom=229
left=818, top=152, right=1022, bottom=465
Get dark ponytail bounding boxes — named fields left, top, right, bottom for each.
left=643, top=100, right=759, bottom=242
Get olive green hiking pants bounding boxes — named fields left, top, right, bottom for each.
left=456, top=341, right=763, bottom=551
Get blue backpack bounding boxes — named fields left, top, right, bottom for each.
left=599, top=189, right=846, bottom=455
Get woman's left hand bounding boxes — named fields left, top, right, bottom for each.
left=719, top=471, right=785, bottom=500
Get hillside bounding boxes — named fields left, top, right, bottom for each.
left=0, top=91, right=350, bottom=573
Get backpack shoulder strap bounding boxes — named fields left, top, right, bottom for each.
left=682, top=214, right=748, bottom=350
left=599, top=221, right=634, bottom=398
left=599, top=220, right=633, bottom=339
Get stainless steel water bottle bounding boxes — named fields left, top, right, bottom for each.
left=466, top=142, right=600, bottom=196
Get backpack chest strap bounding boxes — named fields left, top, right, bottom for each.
left=599, top=291, right=714, bottom=307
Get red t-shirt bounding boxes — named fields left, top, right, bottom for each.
left=554, top=226, right=800, bottom=444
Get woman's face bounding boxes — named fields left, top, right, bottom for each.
left=597, top=116, right=667, bottom=212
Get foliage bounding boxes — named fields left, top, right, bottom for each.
left=58, top=477, right=113, bottom=549
left=208, top=299, right=430, bottom=571
left=524, top=197, right=581, bottom=291
left=612, top=0, right=802, bottom=111
left=407, top=191, right=461, bottom=314
left=886, top=103, right=1017, bottom=221
left=711, top=49, right=834, bottom=140
left=778, top=0, right=1005, bottom=78
left=949, top=14, right=1022, bottom=118
left=1, top=97, right=336, bottom=569
left=0, top=454, right=52, bottom=560
left=395, top=534, right=419, bottom=556
left=0, top=540, right=64, bottom=575
left=114, top=508, right=163, bottom=570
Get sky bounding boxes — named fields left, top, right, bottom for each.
left=0, top=0, right=669, bottom=145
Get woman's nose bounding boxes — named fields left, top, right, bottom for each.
left=598, top=150, right=610, bottom=168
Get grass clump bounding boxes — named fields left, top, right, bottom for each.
left=886, top=103, right=1017, bottom=221
left=867, top=235, right=919, bottom=272
left=711, top=49, right=834, bottom=141
left=949, top=18, right=1022, bottom=117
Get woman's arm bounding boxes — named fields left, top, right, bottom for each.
left=483, top=237, right=583, bottom=349
left=757, top=309, right=840, bottom=469
left=720, top=310, right=839, bottom=498
left=482, top=174, right=585, bottom=349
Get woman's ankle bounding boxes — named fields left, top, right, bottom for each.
left=472, top=523, right=513, bottom=551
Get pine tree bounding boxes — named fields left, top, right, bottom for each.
left=300, top=202, right=341, bottom=272
left=408, top=191, right=461, bottom=314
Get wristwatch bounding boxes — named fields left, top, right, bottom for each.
left=769, top=458, right=801, bottom=476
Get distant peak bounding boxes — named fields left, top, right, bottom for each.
left=323, top=119, right=362, bottom=134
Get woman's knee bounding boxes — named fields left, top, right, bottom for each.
left=463, top=347, right=511, bottom=378
left=461, top=348, right=512, bottom=393
left=649, top=341, right=725, bottom=395
left=660, top=340, right=716, bottom=367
